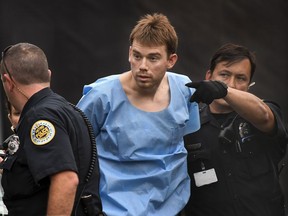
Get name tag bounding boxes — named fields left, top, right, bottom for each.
left=193, top=168, right=218, bottom=187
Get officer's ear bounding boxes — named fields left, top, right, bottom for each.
left=2, top=73, right=15, bottom=91
left=1, top=73, right=8, bottom=82
left=205, top=70, right=212, bottom=80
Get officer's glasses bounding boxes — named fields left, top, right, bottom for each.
left=1, top=45, right=29, bottom=99
left=1, top=45, right=13, bottom=79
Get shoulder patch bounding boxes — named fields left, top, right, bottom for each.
left=30, top=120, right=55, bottom=145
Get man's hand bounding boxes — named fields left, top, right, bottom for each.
left=186, top=80, right=228, bottom=104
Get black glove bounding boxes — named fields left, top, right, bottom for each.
left=186, top=80, right=228, bottom=104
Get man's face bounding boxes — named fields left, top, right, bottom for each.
left=128, top=40, right=177, bottom=90
left=8, top=105, right=20, bottom=129
left=206, top=58, right=252, bottom=107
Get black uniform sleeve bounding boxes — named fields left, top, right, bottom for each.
left=265, top=100, right=288, bottom=164
left=24, top=111, right=78, bottom=183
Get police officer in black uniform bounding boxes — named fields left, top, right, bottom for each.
left=0, top=43, right=105, bottom=215
left=184, top=43, right=288, bottom=216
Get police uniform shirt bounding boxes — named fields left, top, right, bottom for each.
left=1, top=88, right=95, bottom=215
left=184, top=101, right=287, bottom=216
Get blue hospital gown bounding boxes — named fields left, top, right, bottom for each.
left=77, top=72, right=200, bottom=216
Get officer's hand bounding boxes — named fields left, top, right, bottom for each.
left=186, top=80, right=228, bottom=104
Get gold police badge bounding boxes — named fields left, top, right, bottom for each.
left=30, top=120, right=55, bottom=145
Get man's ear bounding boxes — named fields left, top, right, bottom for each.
left=205, top=70, right=212, bottom=80
left=1, top=73, right=8, bottom=82
left=128, top=46, right=132, bottom=62
left=48, top=69, right=52, bottom=80
left=2, top=73, right=14, bottom=90
left=167, top=53, right=178, bottom=69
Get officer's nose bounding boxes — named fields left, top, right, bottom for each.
left=227, top=77, right=236, bottom=88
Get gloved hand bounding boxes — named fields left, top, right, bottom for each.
left=186, top=80, right=228, bottom=104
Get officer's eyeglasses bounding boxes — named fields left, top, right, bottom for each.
left=1, top=45, right=29, bottom=100
left=1, top=45, right=13, bottom=79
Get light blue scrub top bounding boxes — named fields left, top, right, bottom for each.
left=77, top=72, right=200, bottom=216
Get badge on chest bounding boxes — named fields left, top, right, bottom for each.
left=193, top=162, right=218, bottom=187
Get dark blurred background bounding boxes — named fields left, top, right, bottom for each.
left=0, top=0, right=287, bottom=212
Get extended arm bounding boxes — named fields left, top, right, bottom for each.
left=186, top=80, right=275, bottom=133
left=224, top=87, right=275, bottom=133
